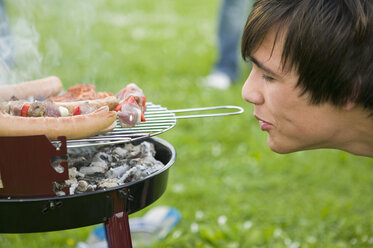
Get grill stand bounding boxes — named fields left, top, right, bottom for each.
left=105, top=212, right=132, bottom=248
left=105, top=190, right=133, bottom=248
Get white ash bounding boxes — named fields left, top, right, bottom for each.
left=107, top=165, right=130, bottom=178
left=77, top=180, right=89, bottom=192
left=54, top=141, right=165, bottom=195
left=97, top=178, right=118, bottom=189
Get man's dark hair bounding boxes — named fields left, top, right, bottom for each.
left=241, top=0, right=373, bottom=112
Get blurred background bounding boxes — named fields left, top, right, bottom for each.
left=0, top=0, right=372, bottom=247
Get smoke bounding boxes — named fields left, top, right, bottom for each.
left=0, top=0, right=14, bottom=84
left=0, top=0, right=103, bottom=85
left=8, top=18, right=42, bottom=84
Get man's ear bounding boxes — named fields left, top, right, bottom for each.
left=342, top=101, right=356, bottom=111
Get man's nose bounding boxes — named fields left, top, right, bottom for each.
left=242, top=71, right=264, bottom=105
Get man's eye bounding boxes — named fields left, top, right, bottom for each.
left=262, top=74, right=275, bottom=82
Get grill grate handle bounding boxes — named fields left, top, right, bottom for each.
left=53, top=103, right=244, bottom=148
left=169, top=105, right=244, bottom=119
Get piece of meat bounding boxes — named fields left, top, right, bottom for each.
left=28, top=102, right=47, bottom=117
left=50, top=84, right=113, bottom=102
left=116, top=83, right=146, bottom=113
left=117, top=102, right=142, bottom=128
left=77, top=102, right=96, bottom=115
left=9, top=101, right=24, bottom=116
left=44, top=101, right=62, bottom=117
left=115, top=83, right=147, bottom=127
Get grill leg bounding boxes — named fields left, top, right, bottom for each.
left=105, top=211, right=132, bottom=248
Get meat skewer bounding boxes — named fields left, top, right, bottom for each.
left=0, top=106, right=117, bottom=140
left=115, top=83, right=147, bottom=128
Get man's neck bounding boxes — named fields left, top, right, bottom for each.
left=335, top=108, right=373, bottom=157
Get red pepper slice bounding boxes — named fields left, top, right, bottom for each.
left=73, top=106, right=81, bottom=115
left=141, top=112, right=146, bottom=122
left=115, top=96, right=139, bottom=112
left=21, top=103, right=31, bottom=117
left=141, top=96, right=146, bottom=109
left=126, top=96, right=137, bottom=104
left=115, top=102, right=125, bottom=112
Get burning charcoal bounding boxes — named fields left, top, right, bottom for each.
left=79, top=158, right=108, bottom=176
left=124, top=143, right=141, bottom=158
left=86, top=184, right=97, bottom=192
left=67, top=153, right=91, bottom=169
left=68, top=147, right=98, bottom=156
left=69, top=182, right=78, bottom=195
left=154, top=160, right=164, bottom=169
left=107, top=165, right=130, bottom=179
left=63, top=141, right=166, bottom=195
left=98, top=178, right=118, bottom=189
left=139, top=167, right=154, bottom=177
left=80, top=165, right=105, bottom=176
left=53, top=181, right=66, bottom=193
left=76, top=180, right=89, bottom=192
left=83, top=173, right=107, bottom=184
left=114, top=159, right=129, bottom=168
left=132, top=166, right=145, bottom=181
left=55, top=191, right=66, bottom=196
left=117, top=166, right=145, bottom=184
left=92, top=152, right=111, bottom=163
left=53, top=168, right=81, bottom=196
left=68, top=167, right=84, bottom=181
left=141, top=156, right=158, bottom=167
left=112, top=147, right=129, bottom=161
left=140, top=142, right=156, bottom=157
left=98, top=146, right=112, bottom=154
left=117, top=167, right=136, bottom=184
left=69, top=167, right=77, bottom=179
left=140, top=162, right=163, bottom=176
left=128, top=158, right=141, bottom=167
left=65, top=178, right=76, bottom=187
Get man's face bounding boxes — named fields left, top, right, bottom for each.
left=242, top=29, right=342, bottom=153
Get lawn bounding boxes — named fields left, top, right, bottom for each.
left=1, top=0, right=372, bottom=247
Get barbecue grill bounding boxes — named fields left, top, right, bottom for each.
left=0, top=103, right=243, bottom=248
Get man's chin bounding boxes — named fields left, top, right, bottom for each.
left=268, top=145, right=293, bottom=154
left=267, top=138, right=315, bottom=154
left=267, top=136, right=298, bottom=154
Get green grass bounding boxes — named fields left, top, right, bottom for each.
left=1, top=0, right=373, bottom=247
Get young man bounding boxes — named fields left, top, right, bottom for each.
left=241, top=0, right=373, bottom=157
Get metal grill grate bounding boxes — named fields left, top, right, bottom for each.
left=57, top=102, right=177, bottom=148
left=51, top=103, right=244, bottom=149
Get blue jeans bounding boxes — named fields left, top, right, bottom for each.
left=213, top=0, right=252, bottom=81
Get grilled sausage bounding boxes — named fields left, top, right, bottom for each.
left=0, top=106, right=117, bottom=140
left=0, top=76, right=63, bottom=101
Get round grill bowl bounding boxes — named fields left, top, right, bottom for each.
left=0, top=137, right=176, bottom=233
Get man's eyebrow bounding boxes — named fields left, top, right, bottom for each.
left=249, top=56, right=281, bottom=77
